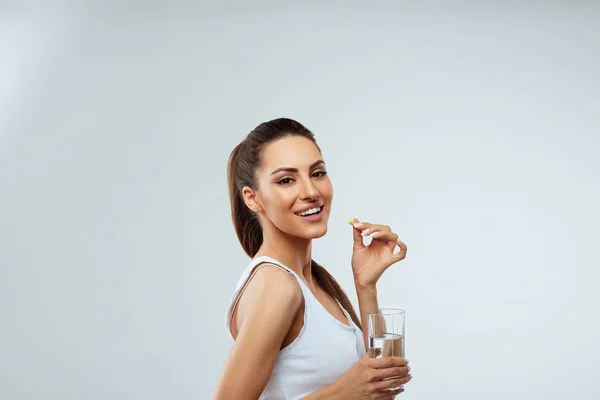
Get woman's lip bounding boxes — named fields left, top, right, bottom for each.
left=295, top=205, right=325, bottom=222
left=294, top=204, right=324, bottom=214
left=297, top=210, right=323, bottom=222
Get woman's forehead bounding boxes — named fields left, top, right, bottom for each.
left=260, top=136, right=322, bottom=170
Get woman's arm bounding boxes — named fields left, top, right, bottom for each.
left=213, top=266, right=302, bottom=400
left=349, top=220, right=407, bottom=350
left=354, top=284, right=379, bottom=351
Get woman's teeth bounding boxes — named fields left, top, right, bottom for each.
left=296, top=207, right=321, bottom=216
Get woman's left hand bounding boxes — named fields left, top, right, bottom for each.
left=350, top=219, right=407, bottom=291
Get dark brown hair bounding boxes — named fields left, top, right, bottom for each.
left=227, top=117, right=362, bottom=329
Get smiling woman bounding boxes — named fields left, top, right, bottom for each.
left=213, top=118, right=411, bottom=400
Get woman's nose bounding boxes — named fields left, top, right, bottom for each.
left=299, top=180, right=319, bottom=201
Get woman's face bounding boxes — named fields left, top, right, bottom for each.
left=247, top=135, right=333, bottom=240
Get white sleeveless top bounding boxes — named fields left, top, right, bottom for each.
left=225, top=256, right=366, bottom=400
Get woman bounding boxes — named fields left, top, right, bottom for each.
left=214, top=118, right=412, bottom=399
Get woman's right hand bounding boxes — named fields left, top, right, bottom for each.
left=330, top=354, right=412, bottom=399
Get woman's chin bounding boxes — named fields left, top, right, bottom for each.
left=305, top=224, right=328, bottom=239
left=287, top=225, right=328, bottom=240
left=310, top=228, right=327, bottom=239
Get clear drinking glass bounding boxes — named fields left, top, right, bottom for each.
left=368, top=308, right=406, bottom=389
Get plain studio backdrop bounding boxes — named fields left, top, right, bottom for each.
left=1, top=1, right=599, bottom=399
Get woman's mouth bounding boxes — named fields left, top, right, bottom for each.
left=294, top=205, right=324, bottom=222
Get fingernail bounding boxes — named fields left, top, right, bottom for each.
left=370, top=231, right=379, bottom=237
left=361, top=228, right=370, bottom=236
left=353, top=222, right=364, bottom=228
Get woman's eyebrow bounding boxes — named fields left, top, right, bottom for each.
left=270, top=160, right=325, bottom=176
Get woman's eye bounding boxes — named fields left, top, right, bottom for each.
left=313, top=171, right=328, bottom=178
left=277, top=178, right=294, bottom=185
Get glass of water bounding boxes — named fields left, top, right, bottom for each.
left=368, top=309, right=406, bottom=388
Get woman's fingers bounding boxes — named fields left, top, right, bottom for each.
left=368, top=356, right=408, bottom=369
left=374, top=365, right=410, bottom=381
left=352, top=222, right=393, bottom=239
left=351, top=221, right=366, bottom=251
left=375, top=387, right=404, bottom=399
left=363, top=228, right=404, bottom=254
left=370, top=230, right=398, bottom=242
left=393, top=239, right=408, bottom=261
left=350, top=220, right=389, bottom=236
left=350, top=220, right=371, bottom=235
left=361, top=224, right=391, bottom=237
left=372, top=374, right=412, bottom=391
left=350, top=219, right=407, bottom=259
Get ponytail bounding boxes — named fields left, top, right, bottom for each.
left=312, top=260, right=362, bottom=329
left=227, top=143, right=263, bottom=257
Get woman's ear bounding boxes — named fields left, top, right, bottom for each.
left=242, top=186, right=261, bottom=212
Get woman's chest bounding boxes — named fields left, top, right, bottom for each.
left=276, top=320, right=362, bottom=386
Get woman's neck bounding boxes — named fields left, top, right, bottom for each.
left=255, top=230, right=313, bottom=282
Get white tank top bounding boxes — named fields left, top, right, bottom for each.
left=225, top=256, right=366, bottom=400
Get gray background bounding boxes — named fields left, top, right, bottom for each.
left=1, top=1, right=599, bottom=399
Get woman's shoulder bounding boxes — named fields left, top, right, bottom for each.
left=241, top=262, right=303, bottom=309
left=231, top=263, right=303, bottom=339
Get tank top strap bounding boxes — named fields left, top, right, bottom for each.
left=225, top=256, right=311, bottom=339
left=251, top=256, right=313, bottom=295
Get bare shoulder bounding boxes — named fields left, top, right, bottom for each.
left=240, top=264, right=303, bottom=313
